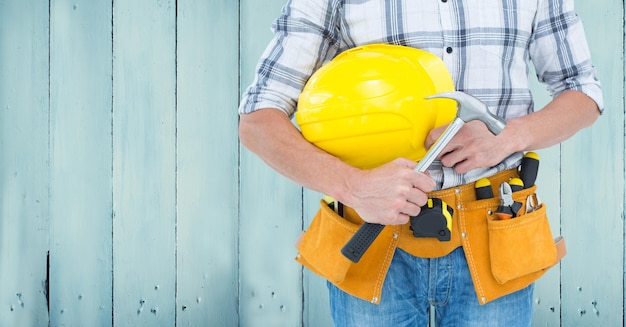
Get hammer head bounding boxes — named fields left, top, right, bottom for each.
left=426, top=91, right=506, bottom=135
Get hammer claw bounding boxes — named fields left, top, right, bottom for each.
left=426, top=91, right=506, bottom=135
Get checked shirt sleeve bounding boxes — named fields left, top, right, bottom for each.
left=239, top=0, right=342, bottom=118
left=529, top=0, right=604, bottom=111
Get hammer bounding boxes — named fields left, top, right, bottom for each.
left=341, top=91, right=507, bottom=263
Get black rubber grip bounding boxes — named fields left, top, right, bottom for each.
left=341, top=222, right=385, bottom=263
left=520, top=152, right=539, bottom=189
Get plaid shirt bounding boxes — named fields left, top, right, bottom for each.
left=239, top=0, right=603, bottom=189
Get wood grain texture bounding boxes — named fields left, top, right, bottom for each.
left=239, top=1, right=305, bottom=326
left=112, top=0, right=177, bottom=325
left=0, top=1, right=50, bottom=326
left=528, top=73, right=563, bottom=326
left=176, top=0, right=240, bottom=325
left=560, top=1, right=624, bottom=325
left=0, top=0, right=623, bottom=326
left=48, top=1, right=114, bottom=325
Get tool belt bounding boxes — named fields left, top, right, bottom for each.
left=295, top=168, right=566, bottom=305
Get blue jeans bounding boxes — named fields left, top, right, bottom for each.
left=328, top=247, right=533, bottom=327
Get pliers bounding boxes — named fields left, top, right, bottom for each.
left=495, top=182, right=523, bottom=220
left=525, top=194, right=541, bottom=214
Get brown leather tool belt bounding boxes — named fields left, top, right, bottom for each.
left=295, top=168, right=566, bottom=305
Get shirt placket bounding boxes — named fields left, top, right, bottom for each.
left=438, top=0, right=455, bottom=70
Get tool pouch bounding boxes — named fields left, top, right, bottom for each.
left=294, top=169, right=567, bottom=305
left=295, top=200, right=399, bottom=303
left=487, top=201, right=556, bottom=284
left=462, top=184, right=566, bottom=304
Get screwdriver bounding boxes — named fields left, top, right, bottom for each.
left=509, top=177, right=524, bottom=192
left=474, top=178, right=494, bottom=200
left=519, top=152, right=539, bottom=189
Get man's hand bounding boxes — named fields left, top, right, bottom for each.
left=424, top=91, right=600, bottom=175
left=425, top=120, right=513, bottom=174
left=342, top=158, right=435, bottom=225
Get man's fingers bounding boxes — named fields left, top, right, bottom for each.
left=401, top=201, right=423, bottom=218
left=410, top=171, right=436, bottom=193
left=391, top=157, right=418, bottom=170
left=348, top=158, right=436, bottom=225
left=406, top=189, right=429, bottom=208
left=425, top=124, right=447, bottom=149
left=440, top=147, right=465, bottom=168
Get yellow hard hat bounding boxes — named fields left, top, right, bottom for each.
left=296, top=44, right=456, bottom=169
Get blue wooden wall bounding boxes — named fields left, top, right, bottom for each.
left=0, top=0, right=622, bottom=326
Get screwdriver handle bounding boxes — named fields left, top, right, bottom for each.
left=341, top=223, right=385, bottom=263
left=509, top=177, right=524, bottom=192
left=474, top=178, right=494, bottom=200
left=520, top=152, right=540, bottom=189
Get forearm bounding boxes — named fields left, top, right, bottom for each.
left=429, top=90, right=600, bottom=174
left=238, top=108, right=435, bottom=225
left=504, top=90, right=600, bottom=152
left=238, top=108, right=359, bottom=202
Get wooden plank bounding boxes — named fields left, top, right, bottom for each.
left=530, top=147, right=563, bottom=327
left=302, top=190, right=333, bottom=327
left=528, top=75, right=563, bottom=326
left=0, top=1, right=50, bottom=326
left=238, top=154, right=304, bottom=327
left=560, top=1, right=624, bottom=325
left=176, top=0, right=239, bottom=325
left=112, top=0, right=177, bottom=325
left=239, top=1, right=305, bottom=326
left=48, top=1, right=113, bottom=325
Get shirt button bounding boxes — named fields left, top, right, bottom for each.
left=442, top=0, right=447, bottom=2
left=446, top=47, right=453, bottom=54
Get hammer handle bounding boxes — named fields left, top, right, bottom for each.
left=341, top=223, right=385, bottom=263
left=341, top=92, right=507, bottom=263
left=414, top=118, right=464, bottom=173
left=340, top=119, right=463, bottom=263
